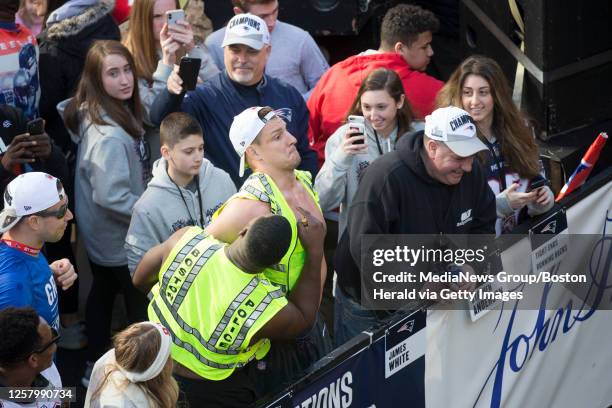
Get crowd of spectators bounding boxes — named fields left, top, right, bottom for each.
left=0, top=0, right=556, bottom=406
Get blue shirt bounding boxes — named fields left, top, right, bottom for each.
left=0, top=242, right=59, bottom=330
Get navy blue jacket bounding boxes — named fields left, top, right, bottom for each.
left=150, top=71, right=319, bottom=187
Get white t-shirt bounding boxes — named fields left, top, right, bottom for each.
left=0, top=363, right=63, bottom=408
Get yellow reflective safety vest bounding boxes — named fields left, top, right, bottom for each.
left=214, top=170, right=320, bottom=294
left=148, top=227, right=288, bottom=381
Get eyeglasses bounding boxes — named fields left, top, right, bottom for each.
left=35, top=201, right=69, bottom=219
left=32, top=327, right=61, bottom=355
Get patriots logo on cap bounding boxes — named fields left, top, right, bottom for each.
left=273, top=108, right=293, bottom=123
left=24, top=206, right=31, bottom=211
left=240, top=141, right=245, bottom=146
left=2, top=120, right=12, bottom=128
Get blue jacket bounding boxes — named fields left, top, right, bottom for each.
left=150, top=71, right=319, bottom=187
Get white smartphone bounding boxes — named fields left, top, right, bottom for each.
left=347, top=115, right=366, bottom=145
left=166, top=9, right=185, bottom=27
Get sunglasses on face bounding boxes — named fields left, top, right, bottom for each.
left=35, top=201, right=69, bottom=219
left=32, top=327, right=60, bottom=355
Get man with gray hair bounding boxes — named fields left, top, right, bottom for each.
left=205, top=0, right=329, bottom=99
left=333, top=106, right=496, bottom=345
left=151, top=13, right=318, bottom=187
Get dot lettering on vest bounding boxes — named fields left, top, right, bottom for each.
left=218, top=298, right=257, bottom=349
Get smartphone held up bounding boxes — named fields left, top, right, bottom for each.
left=348, top=115, right=366, bottom=145
left=27, top=118, right=44, bottom=135
left=166, top=9, right=185, bottom=27
left=178, top=57, right=202, bottom=91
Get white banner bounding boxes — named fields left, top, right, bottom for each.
left=425, top=180, right=612, bottom=408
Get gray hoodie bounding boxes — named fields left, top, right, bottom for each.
left=125, top=157, right=235, bottom=273
left=315, top=121, right=423, bottom=236
left=57, top=99, right=150, bottom=267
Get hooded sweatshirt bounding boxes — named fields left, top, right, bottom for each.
left=125, top=157, right=235, bottom=273
left=334, top=130, right=496, bottom=300
left=58, top=99, right=150, bottom=266
left=315, top=121, right=424, bottom=234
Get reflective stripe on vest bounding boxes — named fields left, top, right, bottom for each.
left=213, top=170, right=319, bottom=293
left=148, top=227, right=288, bottom=380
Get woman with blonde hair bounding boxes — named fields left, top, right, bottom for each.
left=85, top=322, right=179, bottom=408
left=122, top=0, right=218, bottom=114
left=436, top=55, right=554, bottom=234
left=122, top=0, right=218, bottom=158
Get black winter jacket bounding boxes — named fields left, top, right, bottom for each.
left=335, top=130, right=496, bottom=301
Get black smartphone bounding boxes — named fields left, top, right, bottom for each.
left=27, top=118, right=44, bottom=135
left=178, top=57, right=201, bottom=91
left=527, top=178, right=549, bottom=192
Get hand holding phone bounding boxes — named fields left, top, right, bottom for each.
left=0, top=134, right=35, bottom=170
left=27, top=118, right=44, bottom=135
left=348, top=115, right=366, bottom=145
left=166, top=9, right=185, bottom=27
left=526, top=178, right=549, bottom=193
left=178, top=57, right=201, bottom=91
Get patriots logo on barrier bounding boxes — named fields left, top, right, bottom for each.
left=541, top=220, right=557, bottom=234
left=397, top=320, right=415, bottom=334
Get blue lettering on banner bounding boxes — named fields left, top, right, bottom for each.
left=475, top=229, right=612, bottom=408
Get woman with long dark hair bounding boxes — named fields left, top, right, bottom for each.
left=61, top=40, right=150, bottom=387
left=315, top=67, right=418, bottom=235
left=437, top=55, right=554, bottom=234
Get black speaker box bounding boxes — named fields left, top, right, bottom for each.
left=460, top=0, right=612, bottom=138
left=207, top=0, right=359, bottom=35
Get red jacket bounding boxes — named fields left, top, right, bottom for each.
left=307, top=52, right=443, bottom=166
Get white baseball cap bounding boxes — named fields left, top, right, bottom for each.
left=424, top=106, right=488, bottom=157
left=221, top=13, right=270, bottom=50
left=230, top=107, right=278, bottom=177
left=0, top=172, right=66, bottom=233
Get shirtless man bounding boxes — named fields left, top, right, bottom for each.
left=206, top=106, right=329, bottom=394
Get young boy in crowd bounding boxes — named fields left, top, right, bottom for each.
left=125, top=112, right=235, bottom=274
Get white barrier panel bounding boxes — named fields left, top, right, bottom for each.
left=425, top=180, right=612, bottom=408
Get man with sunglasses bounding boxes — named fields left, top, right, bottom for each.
left=0, top=307, right=63, bottom=407
left=0, top=172, right=77, bottom=332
